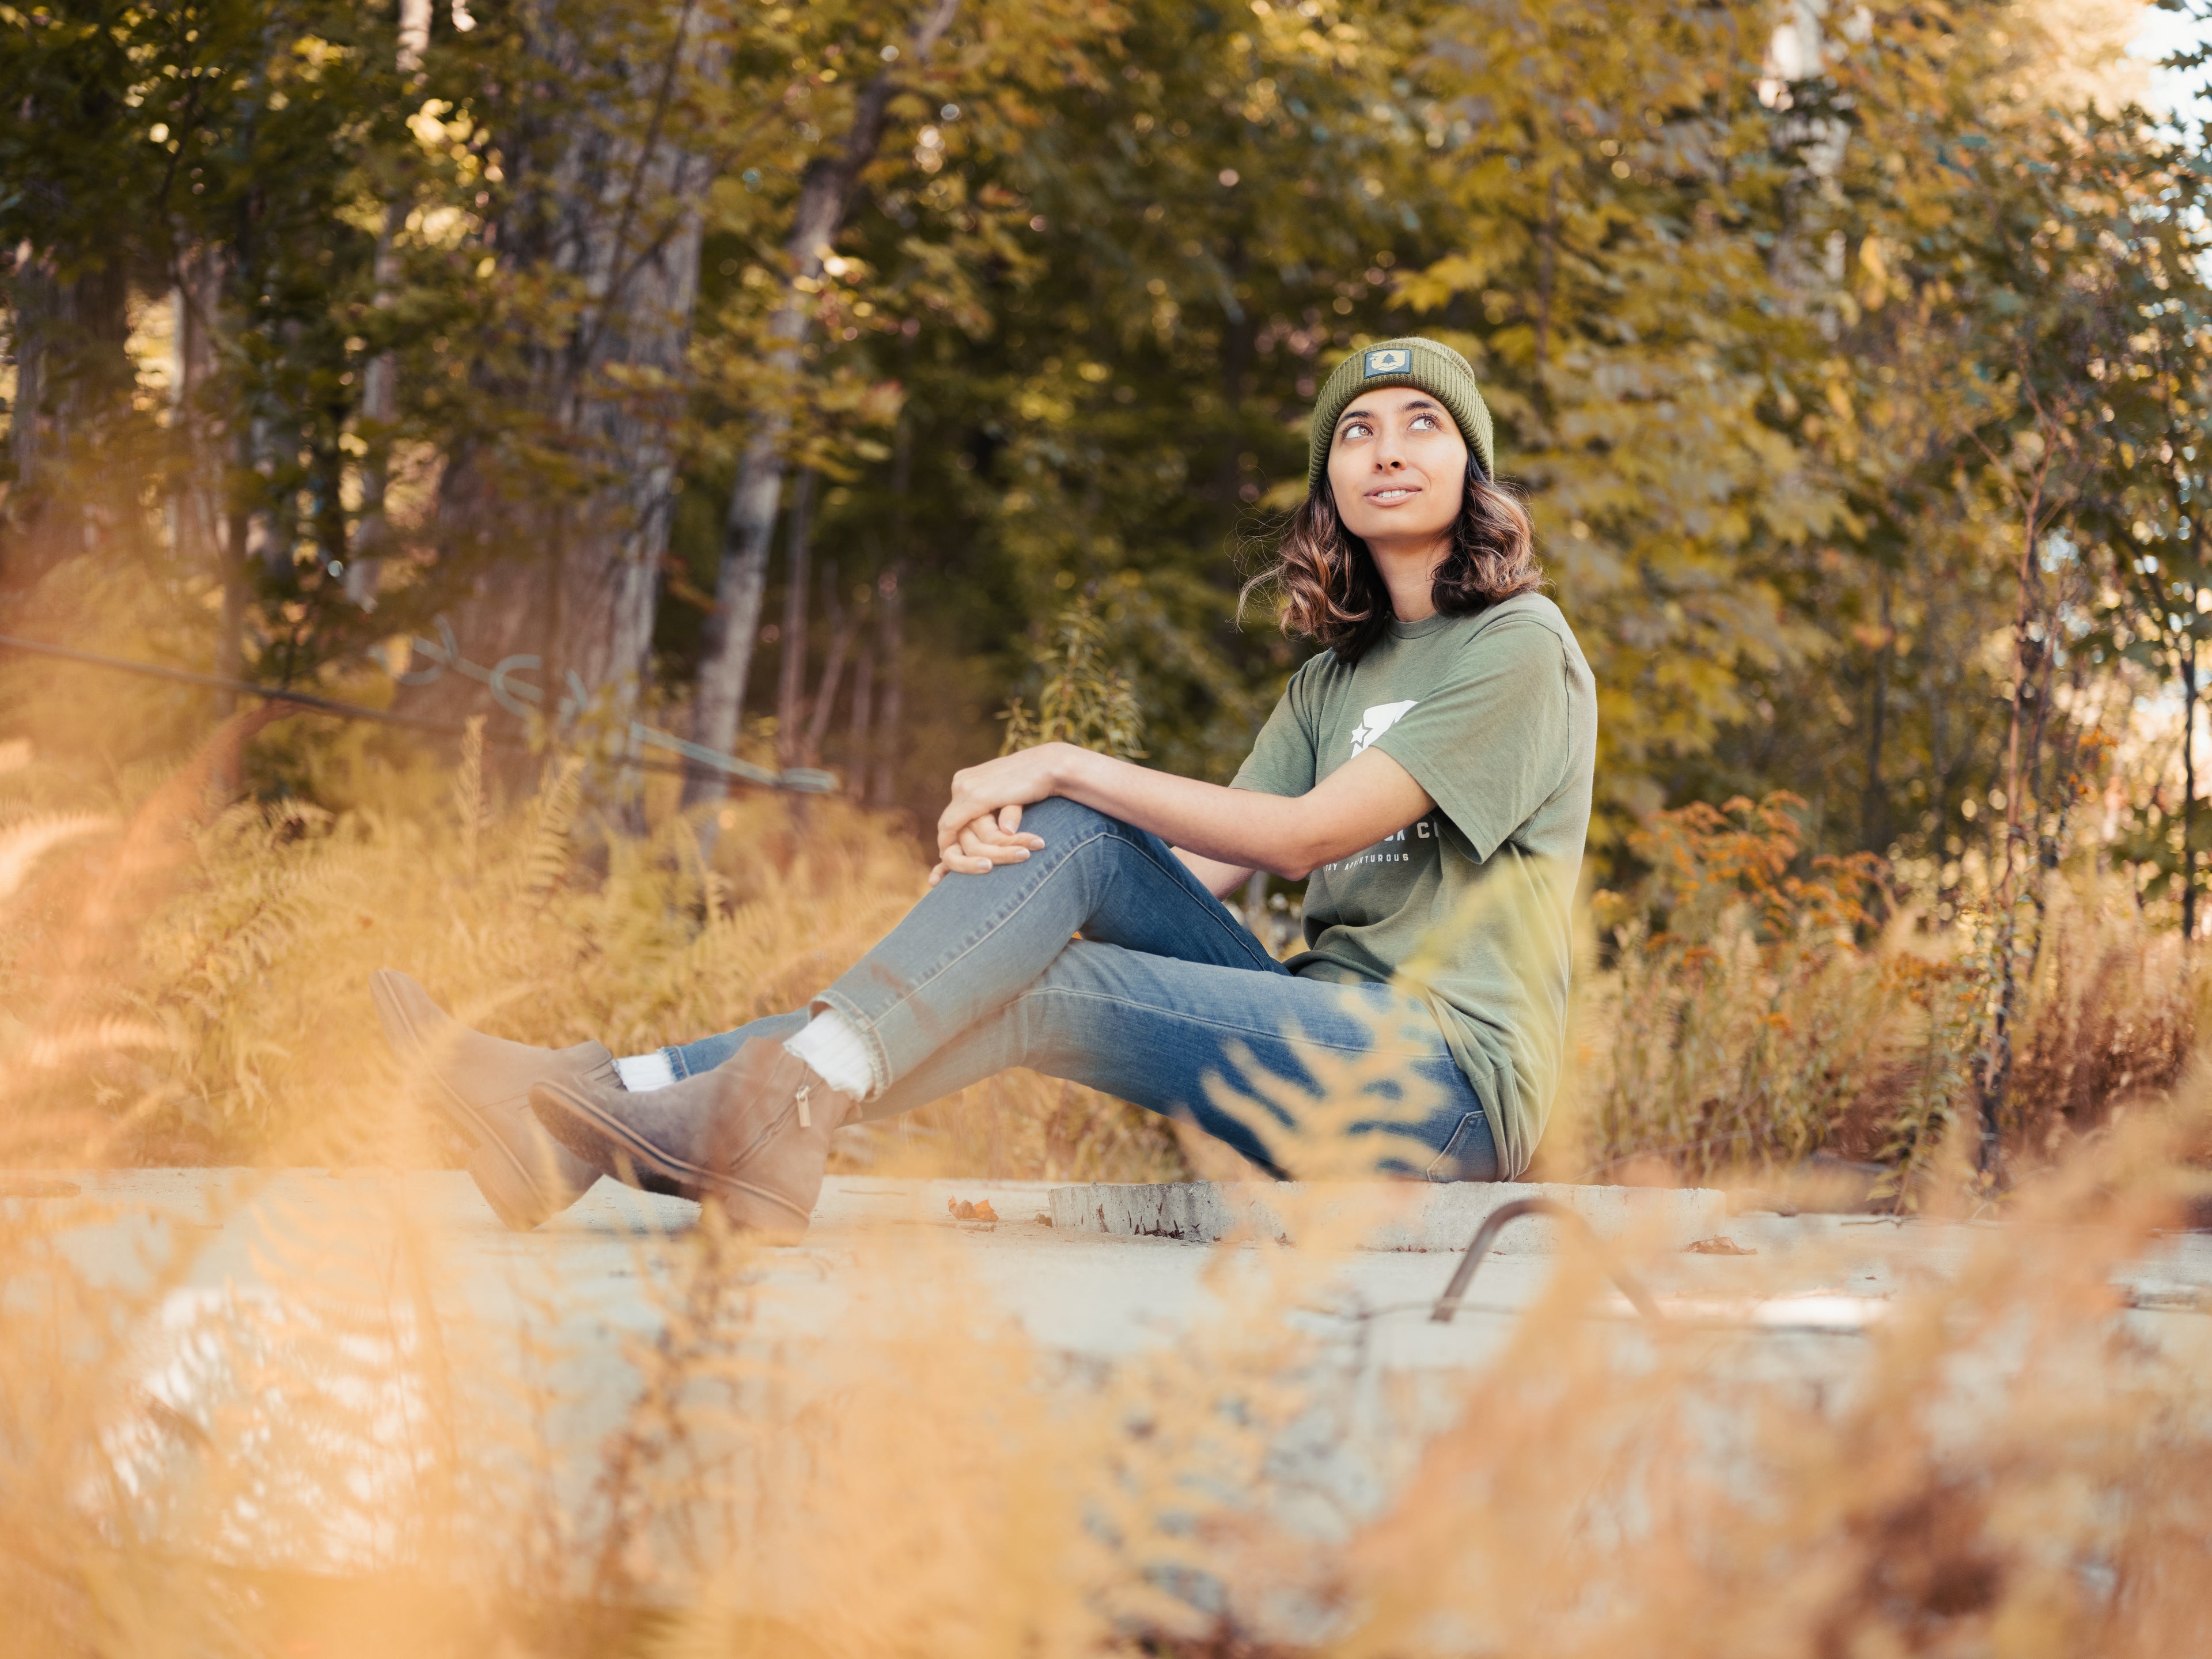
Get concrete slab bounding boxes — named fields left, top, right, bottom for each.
left=10, top=1169, right=2212, bottom=1605
left=1047, top=1176, right=1729, bottom=1252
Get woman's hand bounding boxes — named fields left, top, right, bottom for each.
left=927, top=744, right=1079, bottom=885
left=927, top=804, right=1047, bottom=887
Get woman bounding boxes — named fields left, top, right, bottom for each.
left=372, top=336, right=1597, bottom=1237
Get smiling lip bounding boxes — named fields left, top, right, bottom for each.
left=1366, top=485, right=1420, bottom=503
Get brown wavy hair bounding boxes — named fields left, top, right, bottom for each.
left=1243, top=453, right=1543, bottom=665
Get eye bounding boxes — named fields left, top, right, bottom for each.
left=1340, top=419, right=1373, bottom=441
left=1411, top=414, right=1439, bottom=431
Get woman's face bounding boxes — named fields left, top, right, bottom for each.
left=1325, top=387, right=1468, bottom=547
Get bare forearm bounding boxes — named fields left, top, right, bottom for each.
left=1054, top=749, right=1339, bottom=879
left=933, top=740, right=1434, bottom=882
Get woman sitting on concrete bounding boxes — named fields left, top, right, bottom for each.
left=373, top=338, right=1597, bottom=1237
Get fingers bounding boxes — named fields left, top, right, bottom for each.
left=930, top=806, right=1044, bottom=885
left=964, top=817, right=1042, bottom=855
left=957, top=820, right=1031, bottom=866
left=952, top=808, right=1040, bottom=859
left=979, top=804, right=1042, bottom=851
left=933, top=844, right=999, bottom=881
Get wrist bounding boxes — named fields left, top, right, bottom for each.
left=1051, top=742, right=1101, bottom=797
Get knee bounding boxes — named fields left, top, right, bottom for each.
left=1018, top=795, right=1122, bottom=842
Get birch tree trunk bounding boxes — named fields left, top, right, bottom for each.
left=422, top=2, right=714, bottom=736
left=682, top=0, right=962, bottom=806
left=167, top=247, right=225, bottom=573
left=344, top=0, right=434, bottom=612
left=775, top=469, right=816, bottom=767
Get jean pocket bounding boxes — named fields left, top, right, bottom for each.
left=1424, top=1112, right=1483, bottom=1183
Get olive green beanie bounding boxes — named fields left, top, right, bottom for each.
left=1305, top=336, right=1495, bottom=493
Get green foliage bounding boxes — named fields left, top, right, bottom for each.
left=998, top=594, right=1147, bottom=761
left=2, top=0, right=2207, bottom=941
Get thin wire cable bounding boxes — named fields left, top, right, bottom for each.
left=0, top=632, right=831, bottom=793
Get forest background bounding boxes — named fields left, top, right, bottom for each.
left=2, top=0, right=2210, bottom=1185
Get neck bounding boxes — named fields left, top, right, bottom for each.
left=1365, top=530, right=1449, bottom=623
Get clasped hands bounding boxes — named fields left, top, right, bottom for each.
left=926, top=741, right=1082, bottom=888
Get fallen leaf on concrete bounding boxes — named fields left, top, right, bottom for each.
left=1687, top=1236, right=1758, bottom=1256
left=972, top=1199, right=998, bottom=1222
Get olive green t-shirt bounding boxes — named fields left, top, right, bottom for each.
left=1230, top=593, right=1597, bottom=1177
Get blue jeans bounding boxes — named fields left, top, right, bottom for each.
left=662, top=798, right=1499, bottom=1181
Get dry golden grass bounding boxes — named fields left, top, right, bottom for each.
left=0, top=694, right=1185, bottom=1182
left=1549, top=795, right=2202, bottom=1205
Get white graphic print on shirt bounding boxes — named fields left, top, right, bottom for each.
left=1348, top=699, right=1418, bottom=756
left=1327, top=700, right=1433, bottom=874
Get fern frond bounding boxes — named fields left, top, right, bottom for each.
left=452, top=715, right=487, bottom=872
left=518, top=757, right=585, bottom=898
left=0, top=812, right=118, bottom=906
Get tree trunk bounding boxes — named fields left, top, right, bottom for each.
left=7, top=255, right=51, bottom=509
left=1862, top=573, right=1891, bottom=854
left=218, top=405, right=256, bottom=736
left=775, top=469, right=816, bottom=767
left=1977, top=468, right=2051, bottom=1181
left=346, top=0, right=431, bottom=612
left=847, top=596, right=876, bottom=798
left=870, top=563, right=905, bottom=809
left=1, top=248, right=134, bottom=586
left=422, top=3, right=714, bottom=742
left=2184, top=637, right=2201, bottom=948
left=802, top=560, right=859, bottom=767
left=683, top=0, right=964, bottom=808
left=1925, top=570, right=1957, bottom=912
left=168, top=247, right=226, bottom=572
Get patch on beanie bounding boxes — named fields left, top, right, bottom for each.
left=1362, top=346, right=1412, bottom=376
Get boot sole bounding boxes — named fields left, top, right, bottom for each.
left=529, top=1078, right=812, bottom=1235
left=370, top=970, right=581, bottom=1230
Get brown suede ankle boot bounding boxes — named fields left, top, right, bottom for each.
left=370, top=969, right=611, bottom=1230
left=529, top=1037, right=855, bottom=1241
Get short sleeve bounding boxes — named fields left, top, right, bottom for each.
left=1231, top=665, right=1319, bottom=798
left=1369, top=620, right=1571, bottom=861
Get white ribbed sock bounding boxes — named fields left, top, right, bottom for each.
left=614, top=1051, right=677, bottom=1092
left=785, top=1010, right=876, bottom=1099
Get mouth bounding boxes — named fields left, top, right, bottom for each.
left=1365, top=485, right=1420, bottom=505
